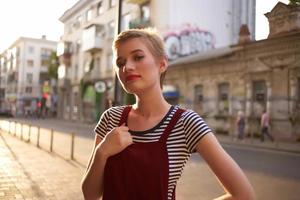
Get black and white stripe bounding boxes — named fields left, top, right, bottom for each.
left=94, top=105, right=212, bottom=200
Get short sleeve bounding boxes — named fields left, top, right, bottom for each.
left=93, top=108, right=110, bottom=140
left=182, top=110, right=212, bottom=153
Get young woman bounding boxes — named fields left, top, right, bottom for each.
left=81, top=28, right=255, bottom=200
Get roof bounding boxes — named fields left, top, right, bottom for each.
left=59, top=0, right=93, bottom=22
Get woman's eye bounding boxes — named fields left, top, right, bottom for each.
left=116, top=61, right=125, bottom=68
left=134, top=55, right=144, bottom=61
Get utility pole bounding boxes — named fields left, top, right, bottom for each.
left=113, top=0, right=124, bottom=106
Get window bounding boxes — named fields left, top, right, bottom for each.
left=41, top=59, right=48, bottom=66
left=25, top=87, right=32, bottom=94
left=218, top=82, right=229, bottom=114
left=109, top=0, right=116, bottom=8
left=28, top=46, right=34, bottom=53
left=141, top=3, right=150, bottom=21
left=41, top=48, right=52, bottom=57
left=121, top=13, right=131, bottom=31
left=108, top=21, right=115, bottom=36
left=26, top=73, right=33, bottom=84
left=27, top=60, right=34, bottom=67
left=86, top=9, right=92, bottom=21
left=253, top=81, right=266, bottom=102
left=194, top=84, right=203, bottom=103
left=97, top=1, right=104, bottom=15
left=41, top=48, right=51, bottom=66
left=218, top=83, right=229, bottom=101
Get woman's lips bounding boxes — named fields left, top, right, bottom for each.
left=126, top=75, right=141, bottom=82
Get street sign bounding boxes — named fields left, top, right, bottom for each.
left=94, top=81, right=106, bottom=93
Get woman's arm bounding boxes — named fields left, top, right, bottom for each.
left=196, top=133, right=255, bottom=200
left=81, top=124, right=132, bottom=200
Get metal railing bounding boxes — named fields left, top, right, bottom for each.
left=0, top=120, right=80, bottom=164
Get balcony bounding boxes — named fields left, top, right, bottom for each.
left=129, top=18, right=151, bottom=29
left=57, top=41, right=72, bottom=66
left=126, top=0, right=149, bottom=5
left=82, top=24, right=104, bottom=53
left=7, top=71, right=18, bottom=83
left=40, top=66, right=48, bottom=73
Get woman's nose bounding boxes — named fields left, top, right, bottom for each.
left=123, top=60, right=134, bottom=72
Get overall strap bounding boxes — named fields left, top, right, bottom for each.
left=160, top=108, right=185, bottom=144
left=118, top=106, right=132, bottom=126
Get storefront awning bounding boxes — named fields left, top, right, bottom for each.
left=163, top=85, right=179, bottom=98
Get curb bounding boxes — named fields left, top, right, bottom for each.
left=218, top=139, right=300, bottom=154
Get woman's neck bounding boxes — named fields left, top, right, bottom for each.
left=132, top=87, right=171, bottom=118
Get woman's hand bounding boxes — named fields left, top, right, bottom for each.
left=97, top=123, right=133, bottom=158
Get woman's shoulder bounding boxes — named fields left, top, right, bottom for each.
left=105, top=105, right=127, bottom=113
left=101, top=105, right=130, bottom=119
left=95, top=105, right=128, bottom=128
left=174, top=106, right=204, bottom=121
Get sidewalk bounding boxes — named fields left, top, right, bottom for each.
left=0, top=131, right=84, bottom=200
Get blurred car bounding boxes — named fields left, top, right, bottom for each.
left=0, top=108, right=13, bottom=118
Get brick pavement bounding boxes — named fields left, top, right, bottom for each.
left=0, top=131, right=85, bottom=200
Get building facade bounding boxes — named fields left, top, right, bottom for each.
left=57, top=0, right=140, bottom=122
left=164, top=2, right=300, bottom=139
left=57, top=0, right=255, bottom=122
left=0, top=36, right=57, bottom=116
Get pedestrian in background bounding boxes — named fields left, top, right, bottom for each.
left=81, top=28, right=255, bottom=200
left=236, top=110, right=246, bottom=141
left=260, top=110, right=274, bottom=142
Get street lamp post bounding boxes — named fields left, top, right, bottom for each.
left=113, top=0, right=124, bottom=106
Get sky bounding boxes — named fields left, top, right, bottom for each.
left=0, top=0, right=290, bottom=53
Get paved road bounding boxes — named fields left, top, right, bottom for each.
left=178, top=145, right=300, bottom=200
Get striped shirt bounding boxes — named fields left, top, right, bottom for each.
left=94, top=105, right=212, bottom=200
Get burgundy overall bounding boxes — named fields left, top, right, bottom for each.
left=103, top=106, right=184, bottom=200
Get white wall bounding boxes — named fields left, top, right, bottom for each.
left=152, top=0, right=255, bottom=48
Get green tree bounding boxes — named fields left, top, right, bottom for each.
left=289, top=0, right=300, bottom=5
left=48, top=51, right=59, bottom=79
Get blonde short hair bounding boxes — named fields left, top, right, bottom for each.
left=113, top=28, right=167, bottom=88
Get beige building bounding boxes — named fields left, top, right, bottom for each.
left=0, top=36, right=57, bottom=116
left=57, top=0, right=255, bottom=122
left=164, top=2, right=300, bottom=139
left=57, top=0, right=143, bottom=122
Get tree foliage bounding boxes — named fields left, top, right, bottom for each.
left=289, top=0, right=300, bottom=5
left=48, top=51, right=59, bottom=79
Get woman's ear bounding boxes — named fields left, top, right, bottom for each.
left=159, top=57, right=168, bottom=73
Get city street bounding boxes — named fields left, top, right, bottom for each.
left=177, top=145, right=300, bottom=200
left=0, top=117, right=300, bottom=199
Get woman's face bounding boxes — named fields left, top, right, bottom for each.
left=115, top=38, right=166, bottom=94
